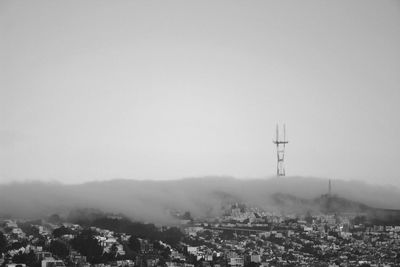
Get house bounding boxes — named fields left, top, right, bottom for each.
left=250, top=253, right=261, bottom=263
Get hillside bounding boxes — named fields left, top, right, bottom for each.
left=0, top=176, right=399, bottom=223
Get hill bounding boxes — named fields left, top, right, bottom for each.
left=0, top=176, right=399, bottom=223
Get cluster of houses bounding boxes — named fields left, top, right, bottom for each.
left=2, top=206, right=400, bottom=267
left=0, top=219, right=133, bottom=267
left=179, top=210, right=400, bottom=267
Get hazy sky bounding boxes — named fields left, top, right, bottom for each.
left=1, top=0, right=400, bottom=185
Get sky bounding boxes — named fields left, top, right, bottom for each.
left=1, top=0, right=400, bottom=186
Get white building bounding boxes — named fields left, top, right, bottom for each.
left=41, top=259, right=65, bottom=267
left=228, top=257, right=244, bottom=267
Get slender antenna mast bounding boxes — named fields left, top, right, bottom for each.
left=273, top=124, right=289, bottom=176
left=284, top=124, right=286, bottom=143
left=329, top=179, right=332, bottom=197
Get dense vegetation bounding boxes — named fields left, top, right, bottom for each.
left=0, top=231, right=7, bottom=253
left=70, top=229, right=104, bottom=263
left=45, top=213, right=184, bottom=264
left=91, top=217, right=184, bottom=247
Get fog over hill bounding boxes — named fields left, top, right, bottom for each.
left=0, top=177, right=399, bottom=224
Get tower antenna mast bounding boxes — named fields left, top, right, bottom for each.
left=273, top=124, right=289, bottom=176
left=329, top=179, right=332, bottom=197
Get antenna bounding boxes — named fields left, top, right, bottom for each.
left=328, top=179, right=332, bottom=197
left=273, top=124, right=289, bottom=176
left=284, top=124, right=286, bottom=142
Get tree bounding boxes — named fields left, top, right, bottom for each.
left=91, top=217, right=160, bottom=240
left=161, top=227, right=183, bottom=247
left=103, top=243, right=119, bottom=262
left=220, top=230, right=234, bottom=240
left=245, top=262, right=260, bottom=267
left=245, top=241, right=255, bottom=250
left=102, top=243, right=119, bottom=262
left=33, top=235, right=46, bottom=247
left=110, top=243, right=119, bottom=258
left=128, top=237, right=141, bottom=253
left=353, top=215, right=366, bottom=225
left=71, top=230, right=103, bottom=263
left=198, top=230, right=212, bottom=240
left=53, top=226, right=73, bottom=238
left=182, top=211, right=193, bottom=221
left=305, top=211, right=313, bottom=224
left=17, top=222, right=40, bottom=238
left=0, top=231, right=7, bottom=253
left=160, top=247, right=171, bottom=261
left=10, top=241, right=26, bottom=250
left=49, top=240, right=70, bottom=259
left=12, top=251, right=38, bottom=267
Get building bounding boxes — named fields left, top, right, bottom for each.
left=250, top=254, right=261, bottom=263
left=228, top=257, right=244, bottom=267
left=41, top=259, right=65, bottom=267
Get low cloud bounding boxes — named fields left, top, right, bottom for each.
left=0, top=176, right=399, bottom=224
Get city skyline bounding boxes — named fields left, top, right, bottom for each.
left=1, top=0, right=400, bottom=186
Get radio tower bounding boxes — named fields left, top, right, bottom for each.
left=273, top=124, right=288, bottom=176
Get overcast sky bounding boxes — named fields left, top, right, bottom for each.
left=1, top=0, right=399, bottom=186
